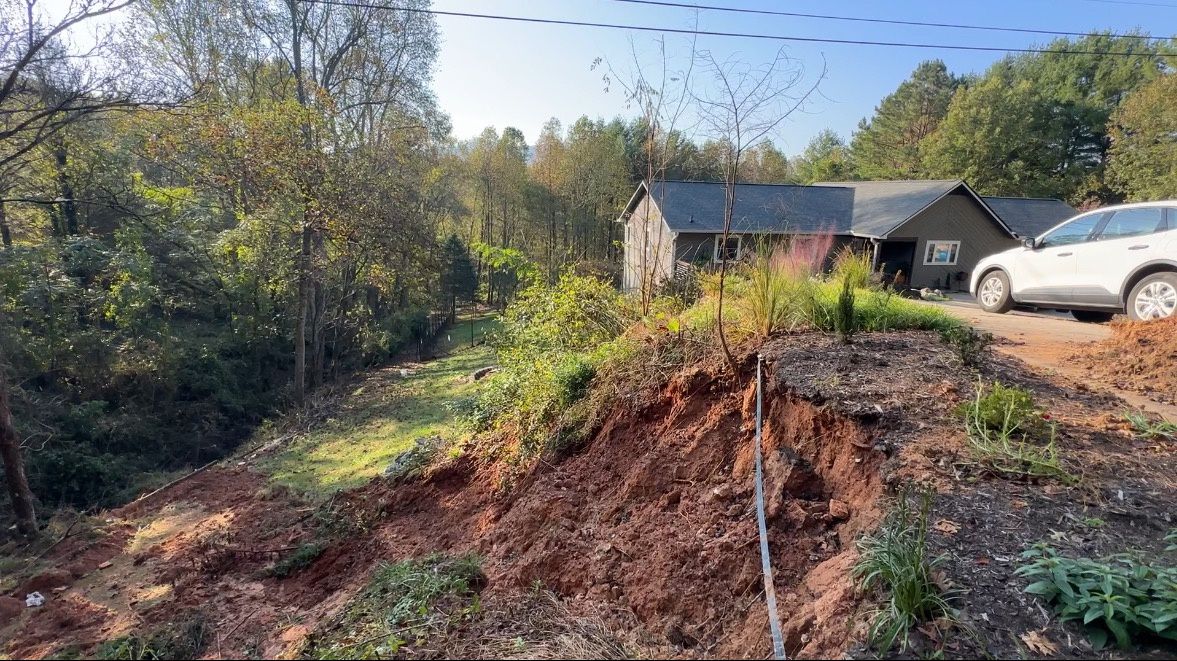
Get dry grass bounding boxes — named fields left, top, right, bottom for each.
left=452, top=588, right=641, bottom=660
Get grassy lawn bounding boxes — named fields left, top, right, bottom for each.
left=260, top=312, right=500, bottom=497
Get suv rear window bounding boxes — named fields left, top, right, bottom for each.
left=1097, top=207, right=1165, bottom=240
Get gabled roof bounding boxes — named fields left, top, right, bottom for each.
left=621, top=179, right=1024, bottom=240
left=812, top=180, right=971, bottom=238
left=981, top=196, right=1077, bottom=238
left=638, top=180, right=853, bottom=234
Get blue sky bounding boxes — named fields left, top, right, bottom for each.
left=431, top=0, right=1176, bottom=155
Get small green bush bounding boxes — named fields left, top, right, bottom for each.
left=853, top=487, right=956, bottom=653
left=959, top=382, right=1044, bottom=437
left=307, top=553, right=484, bottom=659
left=1016, top=543, right=1177, bottom=649
left=939, top=326, right=994, bottom=368
left=831, top=246, right=875, bottom=290
left=464, top=274, right=635, bottom=465
left=269, top=542, right=326, bottom=578
left=835, top=276, right=857, bottom=344
left=99, top=616, right=209, bottom=660
left=961, top=382, right=1072, bottom=482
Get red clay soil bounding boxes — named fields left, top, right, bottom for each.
left=1073, top=316, right=1177, bottom=406
left=3, top=344, right=887, bottom=660
left=6, top=331, right=1175, bottom=660
left=315, top=352, right=887, bottom=659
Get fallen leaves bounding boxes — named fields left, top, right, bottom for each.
left=933, top=519, right=961, bottom=535
left=1020, top=629, right=1058, bottom=655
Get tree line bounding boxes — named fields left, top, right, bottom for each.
left=795, top=35, right=1177, bottom=205
left=1, top=0, right=1174, bottom=537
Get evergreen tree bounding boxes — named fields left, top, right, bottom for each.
left=851, top=60, right=959, bottom=180
left=441, top=235, right=478, bottom=317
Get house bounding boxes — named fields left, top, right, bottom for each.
left=619, top=179, right=1075, bottom=292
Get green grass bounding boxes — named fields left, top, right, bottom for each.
left=260, top=313, right=500, bottom=497
left=304, top=553, right=483, bottom=659
left=853, top=488, right=956, bottom=654
left=961, top=383, right=1074, bottom=483
left=1124, top=410, right=1177, bottom=440
left=433, top=309, right=499, bottom=356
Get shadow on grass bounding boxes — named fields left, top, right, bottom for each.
left=261, top=312, right=500, bottom=498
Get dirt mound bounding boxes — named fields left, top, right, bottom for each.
left=1073, top=316, right=1177, bottom=406
left=282, top=340, right=907, bottom=659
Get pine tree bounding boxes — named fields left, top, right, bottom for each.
left=851, top=60, right=959, bottom=180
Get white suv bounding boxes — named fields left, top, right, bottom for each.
left=971, top=201, right=1177, bottom=322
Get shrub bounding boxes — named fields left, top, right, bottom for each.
left=268, top=542, right=326, bottom=578
left=99, top=616, right=209, bottom=660
left=306, top=553, right=484, bottom=659
left=961, top=382, right=1073, bottom=482
left=1016, top=543, right=1177, bottom=649
left=959, top=382, right=1044, bottom=437
left=831, top=246, right=875, bottom=290
left=853, top=487, right=955, bottom=653
left=464, top=274, right=634, bottom=465
left=939, top=326, right=994, bottom=368
left=835, top=276, right=857, bottom=344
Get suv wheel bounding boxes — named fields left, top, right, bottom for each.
left=977, top=271, right=1014, bottom=314
left=1071, top=310, right=1114, bottom=323
left=1127, top=272, right=1177, bottom=321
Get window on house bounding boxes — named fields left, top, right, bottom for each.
left=923, top=240, right=960, bottom=266
left=713, top=235, right=742, bottom=262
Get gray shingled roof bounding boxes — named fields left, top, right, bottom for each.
left=633, top=180, right=1036, bottom=239
left=648, top=180, right=853, bottom=234
left=813, top=180, right=966, bottom=238
left=981, top=196, right=1076, bottom=238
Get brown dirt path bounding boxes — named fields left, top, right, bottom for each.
left=923, top=298, right=1177, bottom=421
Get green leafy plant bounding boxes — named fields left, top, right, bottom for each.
left=939, top=326, right=994, bottom=368
left=1124, top=410, right=1177, bottom=440
left=1016, top=544, right=1177, bottom=649
left=306, top=553, right=484, bottom=659
left=835, top=275, right=857, bottom=344
left=99, top=616, right=209, bottom=660
left=961, top=382, right=1073, bottom=482
left=853, top=487, right=956, bottom=653
left=268, top=542, right=326, bottom=578
left=959, top=381, right=1044, bottom=437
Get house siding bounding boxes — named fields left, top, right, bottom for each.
left=889, top=191, right=1020, bottom=290
left=675, top=233, right=864, bottom=268
left=675, top=233, right=717, bottom=264
left=622, top=195, right=676, bottom=293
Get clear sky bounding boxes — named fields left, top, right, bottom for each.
left=431, top=0, right=1176, bottom=155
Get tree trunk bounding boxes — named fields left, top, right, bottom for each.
left=294, top=221, right=311, bottom=404
left=0, top=373, right=36, bottom=537
left=0, top=199, right=11, bottom=248
left=716, top=177, right=738, bottom=375
left=54, top=142, right=79, bottom=235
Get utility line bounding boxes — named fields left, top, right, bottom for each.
left=298, top=0, right=1167, bottom=58
left=609, top=0, right=1163, bottom=42
left=1076, top=0, right=1177, bottom=8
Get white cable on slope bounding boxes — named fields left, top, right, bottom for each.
left=755, top=353, right=787, bottom=660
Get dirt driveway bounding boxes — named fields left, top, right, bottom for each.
left=924, top=296, right=1177, bottom=419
